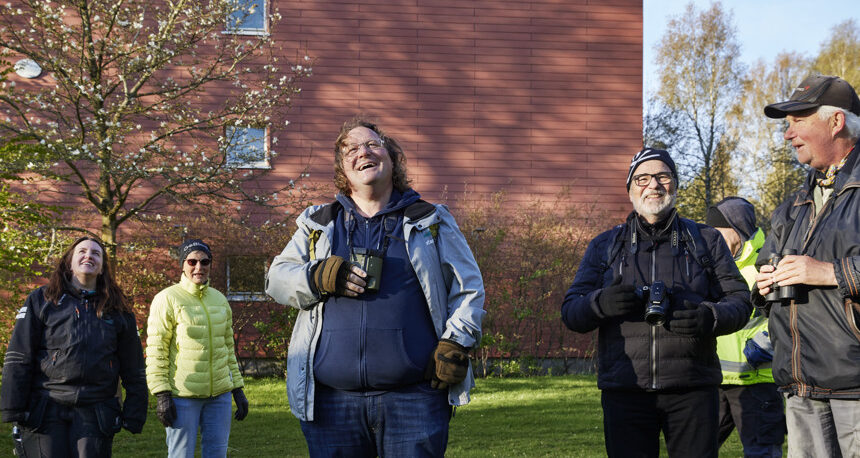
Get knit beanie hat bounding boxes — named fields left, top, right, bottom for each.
left=626, top=148, right=677, bottom=190
left=178, top=239, right=212, bottom=266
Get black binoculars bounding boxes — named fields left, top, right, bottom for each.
left=765, top=249, right=797, bottom=303
left=638, top=280, right=669, bottom=326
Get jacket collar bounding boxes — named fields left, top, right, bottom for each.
left=795, top=138, right=860, bottom=206
left=736, top=227, right=765, bottom=264
left=179, top=273, right=208, bottom=297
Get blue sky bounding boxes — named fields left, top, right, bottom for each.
left=643, top=0, right=860, bottom=95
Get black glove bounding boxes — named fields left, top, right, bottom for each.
left=597, top=277, right=642, bottom=318
left=155, top=392, right=176, bottom=428
left=424, top=339, right=470, bottom=390
left=123, top=418, right=144, bottom=434
left=311, top=255, right=360, bottom=296
left=232, top=388, right=249, bottom=421
left=665, top=300, right=715, bottom=336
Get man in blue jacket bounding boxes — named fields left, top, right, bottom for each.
left=266, top=116, right=485, bottom=457
left=561, top=148, right=751, bottom=457
left=755, top=75, right=860, bottom=456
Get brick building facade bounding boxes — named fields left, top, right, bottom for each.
left=255, top=0, right=642, bottom=211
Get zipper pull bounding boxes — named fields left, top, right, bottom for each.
left=684, top=247, right=690, bottom=277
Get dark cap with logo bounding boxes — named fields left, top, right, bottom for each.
left=178, top=239, right=212, bottom=266
left=764, top=75, right=860, bottom=119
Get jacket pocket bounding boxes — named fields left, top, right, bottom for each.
left=94, top=397, right=122, bottom=437
left=21, top=394, right=49, bottom=433
left=846, top=299, right=860, bottom=343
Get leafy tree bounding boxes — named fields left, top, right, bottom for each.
left=813, top=19, right=860, bottom=86
left=0, top=0, right=311, bottom=256
left=651, top=1, right=745, bottom=217
left=675, top=136, right=739, bottom=221
left=728, top=53, right=809, bottom=225
left=0, top=139, right=64, bottom=363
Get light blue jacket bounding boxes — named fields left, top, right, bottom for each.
left=266, top=200, right=485, bottom=421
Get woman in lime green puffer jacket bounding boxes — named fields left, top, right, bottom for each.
left=145, top=239, right=249, bottom=458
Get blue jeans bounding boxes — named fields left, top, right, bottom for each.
left=165, top=392, right=232, bottom=458
left=300, top=384, right=451, bottom=458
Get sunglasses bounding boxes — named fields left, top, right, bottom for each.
left=186, top=258, right=211, bottom=267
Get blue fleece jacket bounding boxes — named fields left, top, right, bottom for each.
left=313, top=189, right=438, bottom=390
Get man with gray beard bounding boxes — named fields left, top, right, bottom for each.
left=561, top=148, right=752, bottom=457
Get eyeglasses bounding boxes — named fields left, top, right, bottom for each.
left=186, top=258, right=211, bottom=267
left=631, top=172, right=674, bottom=187
left=343, top=139, right=385, bottom=158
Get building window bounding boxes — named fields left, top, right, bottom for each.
left=226, top=256, right=267, bottom=301
left=225, top=126, right=269, bottom=169
left=226, top=0, right=267, bottom=35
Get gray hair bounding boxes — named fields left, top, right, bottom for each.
left=817, top=105, right=860, bottom=141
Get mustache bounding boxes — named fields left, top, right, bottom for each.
left=641, top=190, right=667, bottom=198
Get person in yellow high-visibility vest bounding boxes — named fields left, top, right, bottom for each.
left=707, top=197, right=786, bottom=457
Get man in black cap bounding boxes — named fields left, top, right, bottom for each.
left=755, top=75, right=860, bottom=456
left=561, top=148, right=751, bottom=457
left=706, top=197, right=786, bottom=457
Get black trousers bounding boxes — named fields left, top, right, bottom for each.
left=601, top=386, right=719, bottom=458
left=20, top=397, right=118, bottom=458
left=718, top=383, right=785, bottom=457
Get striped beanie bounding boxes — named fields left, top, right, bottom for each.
left=626, top=148, right=677, bottom=190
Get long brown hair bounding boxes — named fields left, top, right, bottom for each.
left=44, top=236, right=131, bottom=316
left=333, top=116, right=411, bottom=196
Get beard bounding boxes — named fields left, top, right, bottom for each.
left=631, top=188, right=676, bottom=221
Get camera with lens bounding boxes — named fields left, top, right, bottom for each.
left=639, top=280, right=669, bottom=326
left=350, top=247, right=383, bottom=293
left=765, top=249, right=796, bottom=303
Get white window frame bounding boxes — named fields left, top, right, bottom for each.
left=224, top=0, right=269, bottom=36
left=225, top=125, right=270, bottom=169
left=225, top=256, right=268, bottom=302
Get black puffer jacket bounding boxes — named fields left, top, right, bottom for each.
left=562, top=211, right=751, bottom=391
left=0, top=285, right=148, bottom=432
left=753, top=141, right=860, bottom=399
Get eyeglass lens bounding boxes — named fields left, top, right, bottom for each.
left=186, top=258, right=211, bottom=266
left=634, top=173, right=672, bottom=186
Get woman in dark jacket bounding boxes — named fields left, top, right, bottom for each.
left=0, top=236, right=148, bottom=457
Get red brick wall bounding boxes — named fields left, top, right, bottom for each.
left=261, top=0, right=642, bottom=215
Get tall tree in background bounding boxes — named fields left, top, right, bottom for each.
left=651, top=2, right=745, bottom=220
left=813, top=19, right=860, bottom=86
left=728, top=53, right=809, bottom=225
left=0, top=0, right=311, bottom=257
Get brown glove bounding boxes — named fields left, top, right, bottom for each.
left=311, top=255, right=353, bottom=296
left=424, top=339, right=470, bottom=390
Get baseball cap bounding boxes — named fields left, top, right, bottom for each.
left=764, top=75, right=860, bottom=119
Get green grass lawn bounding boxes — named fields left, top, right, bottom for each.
left=1, top=375, right=754, bottom=457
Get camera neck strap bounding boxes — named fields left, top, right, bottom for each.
left=344, top=210, right=399, bottom=256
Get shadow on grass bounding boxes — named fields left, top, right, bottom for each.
left=0, top=376, right=750, bottom=457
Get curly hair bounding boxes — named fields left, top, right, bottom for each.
left=333, top=116, right=411, bottom=196
left=44, top=236, right=131, bottom=316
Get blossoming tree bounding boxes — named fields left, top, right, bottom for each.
left=0, top=0, right=311, bottom=255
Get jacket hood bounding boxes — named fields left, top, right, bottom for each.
left=336, top=188, right=421, bottom=218
left=712, top=197, right=757, bottom=243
